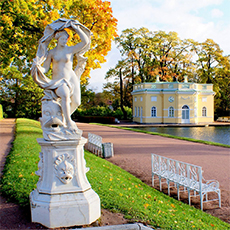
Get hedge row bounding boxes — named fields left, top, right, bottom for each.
left=75, top=116, right=116, bottom=124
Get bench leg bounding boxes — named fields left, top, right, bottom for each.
left=159, top=177, right=162, bottom=191
left=177, top=184, right=180, bottom=200
left=188, top=189, right=191, bottom=205
left=167, top=181, right=170, bottom=196
left=218, top=190, right=221, bottom=208
left=152, top=174, right=155, bottom=187
left=200, top=193, right=204, bottom=211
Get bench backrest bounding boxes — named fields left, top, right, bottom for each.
left=152, top=154, right=202, bottom=189
left=88, top=133, right=102, bottom=148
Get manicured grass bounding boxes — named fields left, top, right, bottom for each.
left=0, top=118, right=42, bottom=205
left=93, top=123, right=230, bottom=148
left=1, top=118, right=229, bottom=230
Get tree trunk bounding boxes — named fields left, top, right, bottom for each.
left=119, top=68, right=127, bottom=120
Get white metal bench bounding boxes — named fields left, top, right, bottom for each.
left=151, top=154, right=221, bottom=210
left=87, top=133, right=114, bottom=158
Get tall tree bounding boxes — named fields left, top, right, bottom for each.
left=0, top=0, right=118, bottom=118
left=115, top=28, right=149, bottom=84
left=115, top=28, right=193, bottom=83
left=105, top=60, right=132, bottom=118
left=142, top=31, right=193, bottom=82
left=191, top=39, right=230, bottom=116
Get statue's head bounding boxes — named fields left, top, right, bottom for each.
left=54, top=30, right=69, bottom=43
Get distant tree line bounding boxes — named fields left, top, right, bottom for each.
left=1, top=0, right=229, bottom=120
left=104, top=28, right=230, bottom=119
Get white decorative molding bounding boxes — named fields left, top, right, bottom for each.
left=168, top=96, right=174, bottom=102
left=30, top=137, right=101, bottom=228
left=181, top=96, right=190, bottom=100
left=202, top=97, right=207, bottom=102
left=151, top=96, right=157, bottom=101
left=54, top=153, right=75, bottom=184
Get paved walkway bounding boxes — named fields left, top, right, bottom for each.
left=0, top=119, right=15, bottom=177
left=77, top=122, right=230, bottom=191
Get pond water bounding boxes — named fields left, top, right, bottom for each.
left=136, top=126, right=230, bottom=145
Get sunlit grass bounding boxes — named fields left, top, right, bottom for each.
left=1, top=118, right=229, bottom=229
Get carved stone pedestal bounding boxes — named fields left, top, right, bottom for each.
left=30, top=137, right=100, bottom=228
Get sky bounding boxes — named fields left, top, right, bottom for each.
left=88, top=0, right=230, bottom=92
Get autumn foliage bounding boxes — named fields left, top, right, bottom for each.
left=0, top=0, right=117, bottom=118
left=0, top=0, right=118, bottom=82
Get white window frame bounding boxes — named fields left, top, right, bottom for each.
left=151, top=106, right=157, bottom=117
left=168, top=106, right=174, bottom=117
left=202, top=107, right=207, bottom=117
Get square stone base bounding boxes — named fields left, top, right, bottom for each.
left=30, top=188, right=100, bottom=228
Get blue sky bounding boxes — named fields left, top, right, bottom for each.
left=88, top=0, right=230, bottom=92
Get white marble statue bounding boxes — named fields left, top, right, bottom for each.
left=31, top=18, right=91, bottom=140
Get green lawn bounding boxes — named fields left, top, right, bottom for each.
left=1, top=118, right=229, bottom=229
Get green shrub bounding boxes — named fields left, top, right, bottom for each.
left=73, top=106, right=132, bottom=121
left=76, top=116, right=116, bottom=124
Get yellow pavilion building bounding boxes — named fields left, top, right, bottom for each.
left=132, top=76, right=215, bottom=124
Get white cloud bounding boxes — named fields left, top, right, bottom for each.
left=211, top=9, right=224, bottom=18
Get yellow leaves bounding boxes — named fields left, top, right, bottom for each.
left=49, top=10, right=60, bottom=21
left=171, top=203, right=176, bottom=208
left=143, top=203, right=151, bottom=209
left=19, top=173, right=23, bottom=178
left=1, top=0, right=117, bottom=82
left=109, top=178, right=113, bottom=181
left=119, top=193, right=123, bottom=197
left=2, top=15, right=13, bottom=27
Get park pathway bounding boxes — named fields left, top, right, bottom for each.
left=77, top=122, right=230, bottom=191
left=0, top=118, right=15, bottom=177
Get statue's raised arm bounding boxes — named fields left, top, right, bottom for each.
left=31, top=19, right=91, bottom=141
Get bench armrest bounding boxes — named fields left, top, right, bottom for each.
left=202, top=178, right=219, bottom=190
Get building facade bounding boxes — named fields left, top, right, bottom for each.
left=132, top=77, right=215, bottom=124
